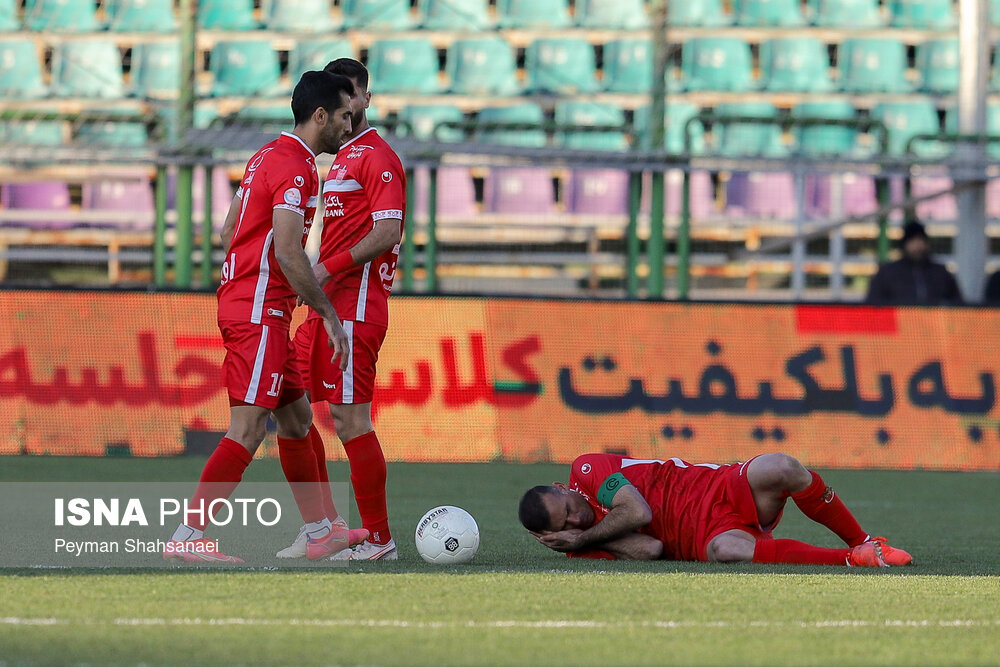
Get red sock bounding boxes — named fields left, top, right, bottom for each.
left=343, top=430, right=390, bottom=544
left=188, top=437, right=253, bottom=531
left=278, top=433, right=326, bottom=524
left=308, top=425, right=339, bottom=519
left=792, top=471, right=869, bottom=547
left=753, top=538, right=851, bottom=565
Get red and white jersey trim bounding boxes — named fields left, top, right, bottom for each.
left=250, top=229, right=274, bottom=325
left=372, top=209, right=403, bottom=221
left=324, top=179, right=363, bottom=193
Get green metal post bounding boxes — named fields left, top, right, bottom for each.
left=401, top=168, right=416, bottom=292
left=678, top=170, right=691, bottom=299
left=154, top=165, right=168, bottom=287
left=176, top=165, right=194, bottom=287
left=201, top=166, right=214, bottom=288
left=875, top=177, right=890, bottom=263
left=625, top=171, right=641, bottom=298
left=178, top=0, right=196, bottom=144
left=426, top=166, right=438, bottom=293
left=647, top=172, right=665, bottom=298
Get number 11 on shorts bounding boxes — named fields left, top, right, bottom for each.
left=266, top=373, right=284, bottom=397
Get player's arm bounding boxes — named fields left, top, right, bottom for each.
left=536, top=482, right=653, bottom=553
left=313, top=217, right=401, bottom=285
left=220, top=194, right=242, bottom=255
left=595, top=532, right=664, bottom=561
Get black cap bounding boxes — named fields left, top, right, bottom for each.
left=900, top=221, right=928, bottom=245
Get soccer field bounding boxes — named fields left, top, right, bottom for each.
left=1, top=457, right=998, bottom=666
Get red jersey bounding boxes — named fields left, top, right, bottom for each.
left=218, top=132, right=319, bottom=329
left=568, top=454, right=754, bottom=561
left=316, top=127, right=406, bottom=327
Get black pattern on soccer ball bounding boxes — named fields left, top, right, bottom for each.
left=444, top=537, right=460, bottom=552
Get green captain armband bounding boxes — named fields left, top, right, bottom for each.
left=596, top=473, right=631, bottom=507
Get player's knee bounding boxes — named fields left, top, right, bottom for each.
left=772, top=453, right=811, bottom=490
left=706, top=533, right=755, bottom=563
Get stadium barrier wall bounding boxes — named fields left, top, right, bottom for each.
left=1, top=290, right=998, bottom=471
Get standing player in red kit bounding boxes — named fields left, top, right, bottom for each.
left=519, top=452, right=912, bottom=566
left=279, top=59, right=405, bottom=561
left=164, top=71, right=362, bottom=564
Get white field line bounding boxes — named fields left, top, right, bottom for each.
left=1, top=617, right=999, bottom=630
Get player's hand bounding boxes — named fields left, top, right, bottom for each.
left=531, top=529, right=585, bottom=553
left=323, top=316, right=350, bottom=371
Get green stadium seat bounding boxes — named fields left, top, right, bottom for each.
left=917, top=38, right=958, bottom=94
left=575, top=0, right=648, bottom=28
left=681, top=37, right=754, bottom=92
left=669, top=0, right=730, bottom=26
left=341, top=0, right=411, bottom=29
left=445, top=36, right=519, bottom=96
left=233, top=104, right=292, bottom=134
left=554, top=101, right=628, bottom=151
left=712, top=102, right=787, bottom=157
left=209, top=40, right=282, bottom=97
left=475, top=103, right=545, bottom=148
left=634, top=102, right=706, bottom=154
left=838, top=38, right=911, bottom=94
left=760, top=37, right=832, bottom=92
left=75, top=119, right=149, bottom=147
left=198, top=0, right=258, bottom=30
left=397, top=104, right=465, bottom=142
left=809, top=0, right=883, bottom=27
left=264, top=0, right=333, bottom=32
left=418, top=0, right=491, bottom=29
left=944, top=104, right=1000, bottom=158
left=52, top=42, right=125, bottom=98
left=24, top=0, right=99, bottom=32
left=0, top=38, right=46, bottom=98
left=105, top=0, right=176, bottom=32
left=497, top=0, right=570, bottom=28
left=733, top=0, right=805, bottom=25
left=871, top=100, right=946, bottom=157
left=993, top=0, right=1000, bottom=24
left=602, top=38, right=652, bottom=94
left=0, top=120, right=66, bottom=145
left=367, top=38, right=439, bottom=94
left=129, top=42, right=180, bottom=99
left=287, top=39, right=354, bottom=80
left=792, top=100, right=859, bottom=156
left=0, top=0, right=18, bottom=30
left=888, top=0, right=955, bottom=28
left=525, top=38, right=598, bottom=95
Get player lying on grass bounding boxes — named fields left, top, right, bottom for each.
left=518, top=452, right=912, bottom=567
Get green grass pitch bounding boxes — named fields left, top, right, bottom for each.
left=0, top=456, right=998, bottom=666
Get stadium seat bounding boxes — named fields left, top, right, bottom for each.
left=0, top=0, right=18, bottom=30
left=712, top=103, right=787, bottom=157
left=917, top=38, right=959, bottom=95
left=81, top=179, right=155, bottom=230
left=760, top=37, right=833, bottom=92
left=909, top=175, right=957, bottom=221
left=445, top=36, right=519, bottom=96
left=660, top=170, right=715, bottom=219
left=681, top=37, right=754, bottom=92
left=264, top=0, right=333, bottom=32
left=397, top=104, right=465, bottom=142
left=233, top=104, right=292, bottom=134
left=367, top=38, right=440, bottom=94
left=888, top=0, right=955, bottom=28
left=419, top=0, right=491, bottom=29
left=483, top=167, right=556, bottom=214
left=75, top=119, right=149, bottom=147
left=838, top=38, right=911, bottom=94
left=575, top=0, right=648, bottom=28
left=475, top=103, right=546, bottom=147
left=24, top=0, right=99, bottom=31
left=0, top=120, right=66, bottom=146
left=668, top=0, right=730, bottom=26
left=51, top=42, right=125, bottom=99
left=198, top=0, right=258, bottom=29
left=287, top=39, right=354, bottom=80
left=105, top=0, right=176, bottom=32
left=0, top=38, right=46, bottom=98
left=792, top=100, right=859, bottom=157
left=167, top=167, right=233, bottom=232
left=496, top=0, right=570, bottom=28
left=341, top=0, right=411, bottom=29
left=129, top=42, right=180, bottom=99
left=806, top=172, right=878, bottom=219
left=209, top=40, right=282, bottom=97
left=602, top=38, right=652, bottom=94
left=554, top=101, right=627, bottom=151
left=733, top=0, right=805, bottom=25
left=726, top=171, right=798, bottom=220
left=525, top=38, right=599, bottom=95
left=944, top=104, right=1000, bottom=158
left=634, top=102, right=706, bottom=154
left=1, top=182, right=73, bottom=229
left=565, top=169, right=630, bottom=216
left=871, top=100, right=945, bottom=156
left=413, top=166, right=477, bottom=218
left=810, top=0, right=883, bottom=27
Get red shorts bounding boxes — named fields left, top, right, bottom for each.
left=292, top=318, right=387, bottom=404
left=220, top=320, right=305, bottom=410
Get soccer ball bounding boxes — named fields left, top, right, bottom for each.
left=414, top=505, right=479, bottom=564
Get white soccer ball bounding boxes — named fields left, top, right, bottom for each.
left=414, top=505, right=480, bottom=564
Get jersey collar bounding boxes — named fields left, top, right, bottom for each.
left=339, top=126, right=378, bottom=150
left=280, top=131, right=316, bottom=158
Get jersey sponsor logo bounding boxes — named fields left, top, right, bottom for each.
left=324, top=193, right=346, bottom=216
left=267, top=308, right=284, bottom=317
left=283, top=188, right=302, bottom=206
left=381, top=170, right=393, bottom=183
left=346, top=144, right=375, bottom=159
left=580, top=463, right=592, bottom=474
left=294, top=175, right=305, bottom=187
left=322, top=381, right=337, bottom=390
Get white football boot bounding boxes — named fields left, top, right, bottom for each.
left=276, top=518, right=368, bottom=558
left=328, top=538, right=398, bottom=561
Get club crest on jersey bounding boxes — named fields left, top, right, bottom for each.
left=294, top=175, right=305, bottom=187
left=283, top=188, right=301, bottom=206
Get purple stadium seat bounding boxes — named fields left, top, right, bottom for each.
left=987, top=178, right=1000, bottom=219
left=726, top=172, right=797, bottom=219
left=413, top=166, right=478, bottom=218
left=806, top=173, right=878, bottom=219
left=664, top=170, right=715, bottom=218
left=81, top=179, right=155, bottom=230
left=167, top=167, right=234, bottom=232
left=483, top=167, right=555, bottom=214
left=565, top=169, right=629, bottom=215
left=1, top=181, right=73, bottom=228
left=910, top=175, right=957, bottom=221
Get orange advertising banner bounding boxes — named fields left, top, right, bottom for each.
left=1, top=291, right=998, bottom=470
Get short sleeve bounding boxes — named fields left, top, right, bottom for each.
left=362, top=149, right=405, bottom=223
left=270, top=157, right=314, bottom=217
left=568, top=454, right=618, bottom=502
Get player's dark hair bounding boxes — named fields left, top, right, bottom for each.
left=324, top=58, right=369, bottom=91
left=290, top=70, right=355, bottom=126
left=518, top=485, right=557, bottom=533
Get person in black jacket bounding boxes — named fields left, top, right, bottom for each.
left=984, top=270, right=1000, bottom=304
left=866, top=221, right=963, bottom=305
